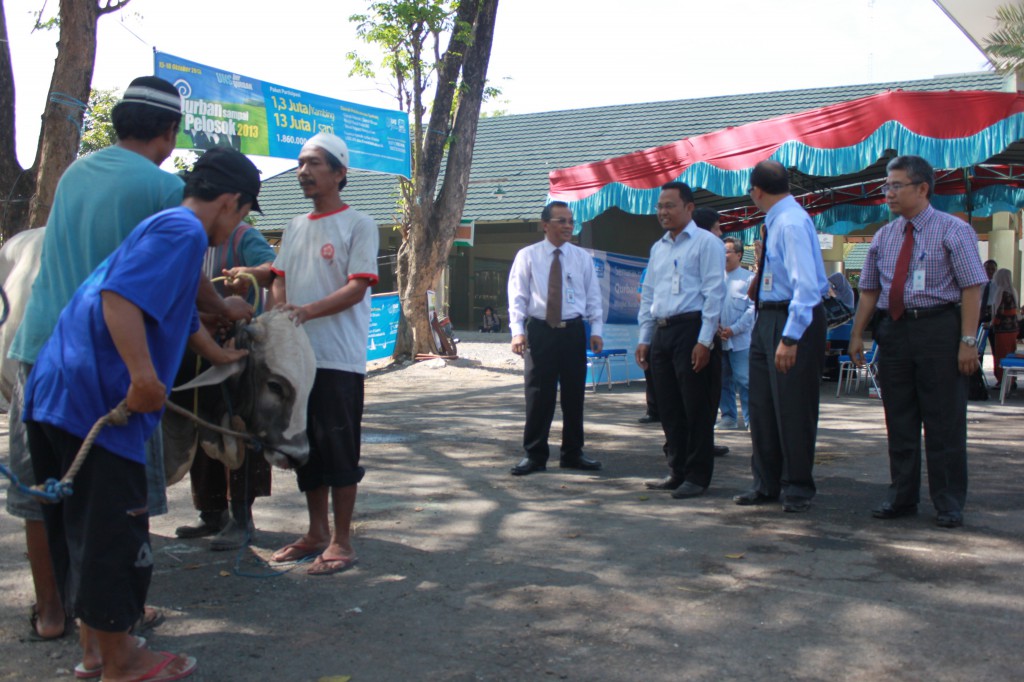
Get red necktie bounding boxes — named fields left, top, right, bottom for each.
left=888, top=221, right=915, bottom=320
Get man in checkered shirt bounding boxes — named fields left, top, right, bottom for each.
left=849, top=155, right=988, bottom=529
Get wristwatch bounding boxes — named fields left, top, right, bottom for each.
left=960, top=335, right=977, bottom=347
left=781, top=336, right=799, bottom=347
left=698, top=338, right=714, bottom=350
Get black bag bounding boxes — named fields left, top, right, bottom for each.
left=968, top=369, right=989, bottom=401
left=822, top=295, right=855, bottom=329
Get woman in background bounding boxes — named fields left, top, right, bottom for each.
left=990, top=268, right=1020, bottom=387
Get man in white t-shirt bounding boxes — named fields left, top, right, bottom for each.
left=269, top=133, right=379, bottom=575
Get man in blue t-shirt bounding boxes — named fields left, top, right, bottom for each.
left=23, top=147, right=261, bottom=682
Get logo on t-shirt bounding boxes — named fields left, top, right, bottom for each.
left=321, top=243, right=335, bottom=260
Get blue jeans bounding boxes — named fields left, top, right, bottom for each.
left=720, top=347, right=751, bottom=425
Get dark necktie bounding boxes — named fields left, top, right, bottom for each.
left=748, top=225, right=768, bottom=302
left=888, top=221, right=915, bottom=320
left=546, top=248, right=563, bottom=328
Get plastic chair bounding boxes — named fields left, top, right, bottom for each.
left=999, top=354, right=1024, bottom=404
left=586, top=348, right=630, bottom=391
left=836, top=341, right=879, bottom=396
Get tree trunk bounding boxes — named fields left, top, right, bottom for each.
left=0, top=0, right=129, bottom=241
left=392, top=0, right=499, bottom=358
left=27, top=0, right=100, bottom=229
left=0, top=0, right=34, bottom=242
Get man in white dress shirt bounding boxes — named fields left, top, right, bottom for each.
left=507, top=202, right=604, bottom=476
left=717, top=237, right=755, bottom=430
left=637, top=182, right=726, bottom=498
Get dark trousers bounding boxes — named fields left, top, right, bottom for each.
left=650, top=318, right=720, bottom=487
left=875, top=309, right=967, bottom=513
left=27, top=421, right=151, bottom=632
left=523, top=317, right=587, bottom=463
left=748, top=305, right=826, bottom=501
left=643, top=367, right=659, bottom=418
left=189, top=447, right=271, bottom=513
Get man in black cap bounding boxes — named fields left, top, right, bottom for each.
left=7, top=76, right=251, bottom=644
left=24, top=147, right=260, bottom=681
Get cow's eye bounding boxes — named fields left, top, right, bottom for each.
left=267, top=380, right=285, bottom=397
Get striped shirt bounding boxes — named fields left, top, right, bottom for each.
left=860, top=204, right=988, bottom=310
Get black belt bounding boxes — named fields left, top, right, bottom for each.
left=656, top=311, right=702, bottom=327
left=758, top=300, right=791, bottom=311
left=881, top=303, right=957, bottom=321
left=530, top=315, right=583, bottom=329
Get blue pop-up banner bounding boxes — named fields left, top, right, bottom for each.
left=154, top=52, right=411, bottom=177
left=367, top=292, right=402, bottom=362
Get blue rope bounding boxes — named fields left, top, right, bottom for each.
left=0, top=461, right=72, bottom=503
left=49, top=92, right=89, bottom=135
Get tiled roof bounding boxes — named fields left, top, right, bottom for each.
left=254, top=71, right=1008, bottom=233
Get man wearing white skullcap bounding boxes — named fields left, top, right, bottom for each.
left=270, top=132, right=379, bottom=575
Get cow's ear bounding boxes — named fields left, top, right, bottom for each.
left=172, top=360, right=246, bottom=392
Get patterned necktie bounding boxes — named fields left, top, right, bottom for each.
left=546, top=248, right=563, bottom=327
left=888, top=221, right=915, bottom=320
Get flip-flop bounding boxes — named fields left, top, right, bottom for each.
left=131, top=606, right=166, bottom=636
left=271, top=540, right=327, bottom=563
left=73, top=636, right=146, bottom=679
left=307, top=554, right=359, bottom=576
left=126, top=651, right=197, bottom=682
left=26, top=604, right=70, bottom=642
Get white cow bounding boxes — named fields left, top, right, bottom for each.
left=162, top=309, right=317, bottom=483
left=0, top=227, right=46, bottom=404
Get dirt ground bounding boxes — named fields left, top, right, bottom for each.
left=1, top=337, right=1022, bottom=681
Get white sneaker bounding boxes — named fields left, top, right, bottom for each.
left=715, top=417, right=737, bottom=430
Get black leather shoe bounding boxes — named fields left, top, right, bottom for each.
left=733, top=490, right=779, bottom=506
left=713, top=445, right=730, bottom=457
left=645, top=475, right=684, bottom=490
left=511, top=458, right=546, bottom=476
left=872, top=503, right=918, bottom=520
left=559, top=454, right=602, bottom=471
left=671, top=481, right=707, bottom=499
left=637, top=413, right=660, bottom=424
left=936, top=511, right=963, bottom=528
left=783, top=498, right=811, bottom=513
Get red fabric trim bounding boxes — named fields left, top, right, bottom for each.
left=270, top=266, right=286, bottom=278
left=549, top=91, right=1024, bottom=200
left=309, top=204, right=350, bottom=220
left=349, top=272, right=379, bottom=285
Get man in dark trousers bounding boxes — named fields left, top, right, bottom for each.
left=734, top=161, right=829, bottom=513
left=507, top=201, right=604, bottom=476
left=638, top=182, right=725, bottom=499
left=849, top=155, right=987, bottom=529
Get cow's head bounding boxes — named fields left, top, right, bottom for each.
left=232, top=309, right=317, bottom=468
left=170, top=309, right=317, bottom=474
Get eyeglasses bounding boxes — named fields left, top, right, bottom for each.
left=547, top=218, right=575, bottom=226
left=881, top=181, right=923, bottom=194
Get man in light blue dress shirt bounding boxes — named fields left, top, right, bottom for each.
left=637, top=182, right=725, bottom=498
left=717, top=237, right=755, bottom=430
left=734, top=161, right=829, bottom=513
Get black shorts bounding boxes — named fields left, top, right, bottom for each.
left=27, top=421, right=151, bottom=632
left=296, top=369, right=366, bottom=491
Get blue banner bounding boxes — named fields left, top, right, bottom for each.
left=367, top=292, right=401, bottom=361
left=154, top=52, right=411, bottom=177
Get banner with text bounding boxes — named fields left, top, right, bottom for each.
left=154, top=52, right=411, bottom=177
left=367, top=293, right=401, bottom=362
left=585, top=249, right=647, bottom=385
